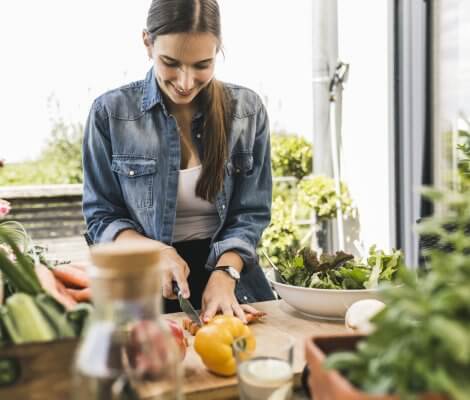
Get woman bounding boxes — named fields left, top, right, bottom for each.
left=82, top=0, right=275, bottom=322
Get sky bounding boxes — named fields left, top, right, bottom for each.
left=0, top=0, right=314, bottom=163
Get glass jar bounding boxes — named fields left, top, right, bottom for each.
left=73, top=241, right=183, bottom=400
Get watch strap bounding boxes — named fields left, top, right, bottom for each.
left=214, top=265, right=240, bottom=282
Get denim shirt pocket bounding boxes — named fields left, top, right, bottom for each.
left=111, top=156, right=157, bottom=209
left=225, top=152, right=254, bottom=176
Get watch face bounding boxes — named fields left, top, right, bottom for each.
left=227, top=267, right=240, bottom=280
left=217, top=266, right=240, bottom=281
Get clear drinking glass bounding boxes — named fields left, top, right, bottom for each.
left=233, top=331, right=295, bottom=400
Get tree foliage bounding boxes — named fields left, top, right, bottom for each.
left=271, top=132, right=313, bottom=179
left=298, top=175, right=354, bottom=220
left=0, top=99, right=83, bottom=186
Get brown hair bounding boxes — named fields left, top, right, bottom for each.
left=146, top=0, right=232, bottom=202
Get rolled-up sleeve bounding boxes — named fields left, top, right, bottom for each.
left=82, top=99, right=143, bottom=243
left=206, top=102, right=272, bottom=271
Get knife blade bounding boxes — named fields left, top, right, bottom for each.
left=172, top=281, right=203, bottom=327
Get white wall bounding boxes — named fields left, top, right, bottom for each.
left=337, top=0, right=393, bottom=250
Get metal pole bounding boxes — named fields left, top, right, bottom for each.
left=329, top=62, right=349, bottom=251
left=312, top=0, right=338, bottom=177
left=312, top=0, right=340, bottom=252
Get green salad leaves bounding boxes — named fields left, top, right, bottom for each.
left=277, top=245, right=404, bottom=289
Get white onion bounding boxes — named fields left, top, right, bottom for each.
left=345, top=299, right=386, bottom=334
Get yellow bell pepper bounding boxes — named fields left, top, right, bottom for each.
left=194, top=315, right=256, bottom=376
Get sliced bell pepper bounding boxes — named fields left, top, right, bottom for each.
left=194, top=315, right=256, bottom=376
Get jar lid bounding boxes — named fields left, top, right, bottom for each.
left=90, top=240, right=161, bottom=277
left=89, top=241, right=162, bottom=299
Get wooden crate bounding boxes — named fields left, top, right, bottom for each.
left=0, top=338, right=79, bottom=400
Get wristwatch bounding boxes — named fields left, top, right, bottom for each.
left=214, top=265, right=240, bottom=283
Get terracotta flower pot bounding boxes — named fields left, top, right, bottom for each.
left=304, top=333, right=447, bottom=400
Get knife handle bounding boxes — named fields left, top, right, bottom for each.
left=172, top=281, right=180, bottom=296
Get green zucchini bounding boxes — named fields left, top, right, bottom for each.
left=5, top=293, right=56, bottom=343
left=34, top=294, right=75, bottom=338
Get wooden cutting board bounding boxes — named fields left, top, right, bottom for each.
left=138, top=300, right=348, bottom=400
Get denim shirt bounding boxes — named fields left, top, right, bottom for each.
left=82, top=68, right=275, bottom=302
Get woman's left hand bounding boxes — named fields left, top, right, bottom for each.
left=201, top=272, right=247, bottom=324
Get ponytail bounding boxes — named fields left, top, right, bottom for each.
left=196, top=79, right=232, bottom=202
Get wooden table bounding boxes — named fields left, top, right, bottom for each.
left=0, top=300, right=347, bottom=399
left=139, top=299, right=348, bottom=400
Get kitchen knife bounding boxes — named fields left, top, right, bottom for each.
left=172, top=281, right=203, bottom=327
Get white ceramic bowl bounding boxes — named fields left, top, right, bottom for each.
left=267, top=270, right=383, bottom=320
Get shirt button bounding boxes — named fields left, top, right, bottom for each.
left=243, top=296, right=248, bottom=301
left=196, top=134, right=201, bottom=139
left=129, top=170, right=135, bottom=176
left=236, top=168, right=241, bottom=174
left=222, top=204, right=226, bottom=209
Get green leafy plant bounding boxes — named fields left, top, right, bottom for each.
left=258, top=196, right=301, bottom=268
left=0, top=224, right=43, bottom=296
left=325, top=188, right=470, bottom=400
left=457, top=129, right=470, bottom=190
left=271, top=132, right=313, bottom=179
left=298, top=175, right=354, bottom=220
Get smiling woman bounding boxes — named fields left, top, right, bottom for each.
left=82, top=0, right=275, bottom=323
left=143, top=31, right=221, bottom=170
left=146, top=33, right=217, bottom=103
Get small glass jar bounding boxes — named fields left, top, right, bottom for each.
left=72, top=241, right=183, bottom=400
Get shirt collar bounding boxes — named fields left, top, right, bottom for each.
left=141, top=67, right=164, bottom=112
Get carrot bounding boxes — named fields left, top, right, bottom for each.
left=52, top=264, right=89, bottom=288
left=66, top=287, right=92, bottom=303
left=35, top=263, right=77, bottom=310
left=245, top=311, right=266, bottom=323
left=182, top=319, right=192, bottom=331
left=54, top=279, right=78, bottom=310
left=189, top=322, right=199, bottom=336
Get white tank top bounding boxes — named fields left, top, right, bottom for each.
left=172, top=165, right=220, bottom=243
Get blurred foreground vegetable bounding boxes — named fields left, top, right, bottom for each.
left=0, top=293, right=91, bottom=344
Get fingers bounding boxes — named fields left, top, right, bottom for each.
left=240, top=304, right=261, bottom=315
left=159, top=249, right=190, bottom=299
left=202, top=301, right=219, bottom=323
left=173, top=263, right=190, bottom=298
left=221, top=303, right=234, bottom=317
left=202, top=300, right=247, bottom=324
left=161, top=271, right=176, bottom=299
left=232, top=303, right=247, bottom=324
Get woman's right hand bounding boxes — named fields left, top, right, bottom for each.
left=159, top=247, right=191, bottom=300
left=114, top=230, right=190, bottom=300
